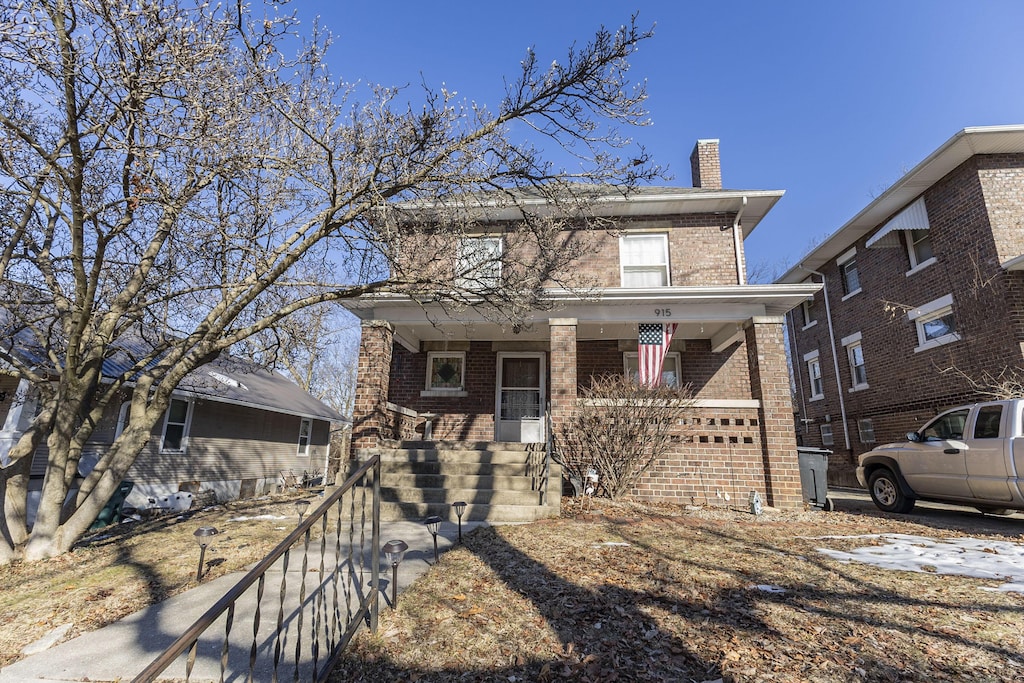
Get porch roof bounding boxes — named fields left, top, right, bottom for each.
left=343, top=283, right=820, bottom=352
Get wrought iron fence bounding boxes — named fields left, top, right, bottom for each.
left=133, top=455, right=381, bottom=683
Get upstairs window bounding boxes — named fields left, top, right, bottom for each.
left=160, top=397, right=192, bottom=454
left=456, top=237, right=503, bottom=289
left=801, top=298, right=816, bottom=328
left=297, top=418, right=312, bottom=457
left=836, top=247, right=861, bottom=297
left=842, top=332, right=867, bottom=390
left=906, top=229, right=934, bottom=270
left=804, top=350, right=823, bottom=400
left=620, top=233, right=670, bottom=287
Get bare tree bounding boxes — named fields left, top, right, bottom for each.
left=558, top=374, right=695, bottom=499
left=0, top=0, right=658, bottom=562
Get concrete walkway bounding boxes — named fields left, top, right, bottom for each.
left=0, top=520, right=483, bottom=683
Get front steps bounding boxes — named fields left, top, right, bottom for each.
left=369, top=441, right=561, bottom=523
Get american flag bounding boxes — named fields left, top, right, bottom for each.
left=638, top=322, right=677, bottom=386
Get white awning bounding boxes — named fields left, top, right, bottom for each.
left=866, top=196, right=930, bottom=248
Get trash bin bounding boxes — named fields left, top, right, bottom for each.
left=796, top=447, right=833, bottom=511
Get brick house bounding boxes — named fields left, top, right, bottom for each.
left=776, top=125, right=1024, bottom=485
left=344, top=140, right=819, bottom=519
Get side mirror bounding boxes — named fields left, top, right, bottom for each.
left=906, top=432, right=921, bottom=443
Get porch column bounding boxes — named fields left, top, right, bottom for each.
left=548, top=318, right=578, bottom=436
left=351, top=320, right=394, bottom=457
left=745, top=316, right=802, bottom=508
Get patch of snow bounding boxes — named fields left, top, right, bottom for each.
left=752, top=584, right=787, bottom=593
left=592, top=541, right=630, bottom=547
left=817, top=534, right=1024, bottom=593
left=228, top=514, right=288, bottom=522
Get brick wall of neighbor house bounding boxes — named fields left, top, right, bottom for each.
left=790, top=155, right=1024, bottom=484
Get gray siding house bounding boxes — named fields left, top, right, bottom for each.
left=1, top=354, right=345, bottom=514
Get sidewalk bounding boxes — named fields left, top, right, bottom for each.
left=0, top=519, right=482, bottom=683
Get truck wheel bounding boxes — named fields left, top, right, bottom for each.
left=868, top=469, right=915, bottom=513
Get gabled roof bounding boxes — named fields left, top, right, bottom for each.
left=1, top=321, right=346, bottom=424
left=777, top=125, right=1024, bottom=283
left=394, top=184, right=785, bottom=238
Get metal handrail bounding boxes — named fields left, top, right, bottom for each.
left=133, top=455, right=381, bottom=683
left=541, top=400, right=553, bottom=506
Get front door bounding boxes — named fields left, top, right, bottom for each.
left=495, top=353, right=545, bottom=443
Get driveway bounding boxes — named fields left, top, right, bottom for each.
left=828, top=486, right=1024, bottom=533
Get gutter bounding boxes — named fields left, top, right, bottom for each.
left=798, top=265, right=851, bottom=451
left=733, top=196, right=747, bottom=285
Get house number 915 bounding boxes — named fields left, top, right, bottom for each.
left=654, top=308, right=672, bottom=317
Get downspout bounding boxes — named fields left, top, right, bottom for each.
left=733, top=196, right=748, bottom=285
left=798, top=265, right=851, bottom=451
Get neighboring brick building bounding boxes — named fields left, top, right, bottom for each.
left=345, top=139, right=818, bottom=512
left=777, top=126, right=1024, bottom=485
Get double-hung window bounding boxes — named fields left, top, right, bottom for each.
left=842, top=332, right=867, bottom=390
left=905, top=229, right=934, bottom=270
left=908, top=294, right=960, bottom=353
left=160, top=397, right=192, bottom=454
left=858, top=418, right=876, bottom=444
left=804, top=350, right=823, bottom=400
left=456, top=237, right=503, bottom=289
left=800, top=298, right=816, bottom=329
left=837, top=247, right=861, bottom=298
left=297, top=418, right=312, bottom=457
left=620, top=233, right=670, bottom=287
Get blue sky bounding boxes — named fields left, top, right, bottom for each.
left=299, top=1, right=1024, bottom=276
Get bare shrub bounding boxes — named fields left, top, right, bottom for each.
left=557, top=374, right=695, bottom=499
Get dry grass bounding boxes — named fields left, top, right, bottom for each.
left=0, top=491, right=314, bottom=667
left=332, top=499, right=1024, bottom=683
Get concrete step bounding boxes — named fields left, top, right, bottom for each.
left=380, top=460, right=543, bottom=478
left=380, top=486, right=547, bottom=506
left=379, top=501, right=559, bottom=523
left=390, top=440, right=541, bottom=452
left=380, top=448, right=545, bottom=465
left=381, top=472, right=550, bottom=491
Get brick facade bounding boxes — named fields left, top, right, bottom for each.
left=348, top=138, right=810, bottom=508
left=787, top=149, right=1024, bottom=485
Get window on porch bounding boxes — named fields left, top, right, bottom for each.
left=623, top=352, right=681, bottom=387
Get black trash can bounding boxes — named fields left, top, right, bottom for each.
left=796, top=447, right=833, bottom=511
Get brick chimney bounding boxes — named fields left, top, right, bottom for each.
left=690, top=139, right=722, bottom=189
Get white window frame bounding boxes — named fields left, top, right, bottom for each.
left=858, top=418, right=876, bottom=444
left=820, top=423, right=834, bottom=447
left=160, top=396, right=193, bottom=454
left=456, top=236, right=503, bottom=289
left=836, top=247, right=861, bottom=300
left=804, top=349, right=823, bottom=400
left=424, top=351, right=467, bottom=394
left=908, top=294, right=960, bottom=353
left=297, top=418, right=312, bottom=457
left=841, top=332, right=868, bottom=391
left=800, top=298, right=817, bottom=330
left=904, top=229, right=936, bottom=275
left=623, top=351, right=682, bottom=387
left=620, top=232, right=670, bottom=288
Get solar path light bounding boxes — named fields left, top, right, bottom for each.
left=193, top=526, right=218, bottom=581
left=381, top=540, right=409, bottom=609
left=424, top=515, right=443, bottom=563
left=452, top=501, right=467, bottom=543
left=294, top=499, right=310, bottom=524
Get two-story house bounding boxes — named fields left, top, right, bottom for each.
left=345, top=140, right=820, bottom=520
left=777, top=125, right=1024, bottom=485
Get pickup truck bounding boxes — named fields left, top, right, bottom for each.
left=856, top=399, right=1024, bottom=514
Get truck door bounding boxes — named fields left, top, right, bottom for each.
left=965, top=403, right=1013, bottom=502
left=899, top=407, right=972, bottom=498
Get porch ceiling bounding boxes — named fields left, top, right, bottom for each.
left=343, top=284, right=820, bottom=351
